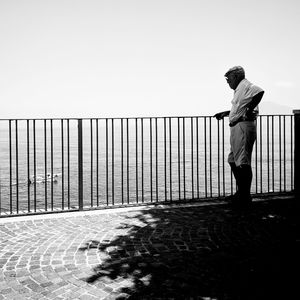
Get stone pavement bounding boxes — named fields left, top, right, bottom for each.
left=0, top=195, right=299, bottom=300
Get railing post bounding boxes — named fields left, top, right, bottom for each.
left=293, top=110, right=300, bottom=197
left=78, top=119, right=83, bottom=210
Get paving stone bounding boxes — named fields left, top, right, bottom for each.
left=0, top=288, right=13, bottom=295
left=0, top=196, right=298, bottom=299
left=78, top=294, right=98, bottom=300
left=41, top=282, right=54, bottom=288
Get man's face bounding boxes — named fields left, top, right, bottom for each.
left=225, top=73, right=239, bottom=90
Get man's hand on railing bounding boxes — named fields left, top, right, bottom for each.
left=213, top=110, right=230, bottom=120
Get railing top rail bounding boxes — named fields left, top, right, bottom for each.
left=0, top=114, right=294, bottom=122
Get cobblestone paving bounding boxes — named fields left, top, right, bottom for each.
left=0, top=196, right=299, bottom=300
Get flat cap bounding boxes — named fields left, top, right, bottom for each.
left=224, top=66, right=245, bottom=77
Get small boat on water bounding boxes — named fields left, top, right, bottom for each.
left=29, top=173, right=60, bottom=184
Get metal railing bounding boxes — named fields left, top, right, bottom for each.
left=0, top=115, right=295, bottom=216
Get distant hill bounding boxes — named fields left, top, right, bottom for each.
left=259, top=101, right=293, bottom=115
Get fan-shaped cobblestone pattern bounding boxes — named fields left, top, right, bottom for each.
left=0, top=197, right=298, bottom=299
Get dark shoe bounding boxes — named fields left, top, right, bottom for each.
left=225, top=194, right=252, bottom=211
left=224, top=193, right=239, bottom=204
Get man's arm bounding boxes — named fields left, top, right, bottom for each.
left=246, top=91, right=264, bottom=112
left=214, top=110, right=230, bottom=120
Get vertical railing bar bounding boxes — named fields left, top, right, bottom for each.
left=121, top=119, right=124, bottom=204
left=150, top=118, right=153, bottom=202
left=34, top=119, right=37, bottom=212
left=283, top=116, right=286, bottom=191
left=209, top=117, right=212, bottom=197
left=204, top=117, right=208, bottom=198
left=183, top=117, right=186, bottom=200
left=196, top=117, right=199, bottom=198
left=169, top=117, right=172, bottom=202
left=217, top=119, right=220, bottom=197
left=164, top=117, right=167, bottom=201
left=67, top=119, right=70, bottom=209
left=27, top=120, right=30, bottom=211
left=90, top=119, right=93, bottom=207
left=78, top=119, right=83, bottom=210
left=260, top=116, right=263, bottom=193
left=191, top=117, right=194, bottom=199
left=15, top=120, right=19, bottom=213
left=291, top=115, right=293, bottom=190
left=267, top=116, right=270, bottom=192
left=0, top=130, right=1, bottom=213
left=222, top=118, right=225, bottom=196
left=61, top=119, right=64, bottom=210
left=96, top=119, right=99, bottom=206
left=0, top=124, right=1, bottom=213
left=255, top=118, right=258, bottom=194
left=106, top=119, right=109, bottom=206
left=135, top=118, right=138, bottom=203
left=127, top=118, right=130, bottom=204
left=112, top=118, right=115, bottom=206
left=272, top=116, right=274, bottom=192
left=279, top=116, right=282, bottom=192
left=155, top=117, right=158, bottom=202
left=141, top=118, right=144, bottom=202
left=9, top=120, right=12, bottom=213
left=178, top=117, right=181, bottom=200
left=44, top=120, right=47, bottom=211
left=50, top=119, right=53, bottom=210
left=230, top=166, right=233, bottom=195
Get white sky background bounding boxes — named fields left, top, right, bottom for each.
left=1, top=0, right=299, bottom=118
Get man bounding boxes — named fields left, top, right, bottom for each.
left=214, top=66, right=264, bottom=208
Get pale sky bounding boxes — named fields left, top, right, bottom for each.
left=1, top=0, right=299, bottom=118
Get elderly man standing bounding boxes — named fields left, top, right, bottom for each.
left=214, top=66, right=264, bottom=209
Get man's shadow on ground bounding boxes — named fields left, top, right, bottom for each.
left=79, top=200, right=298, bottom=299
